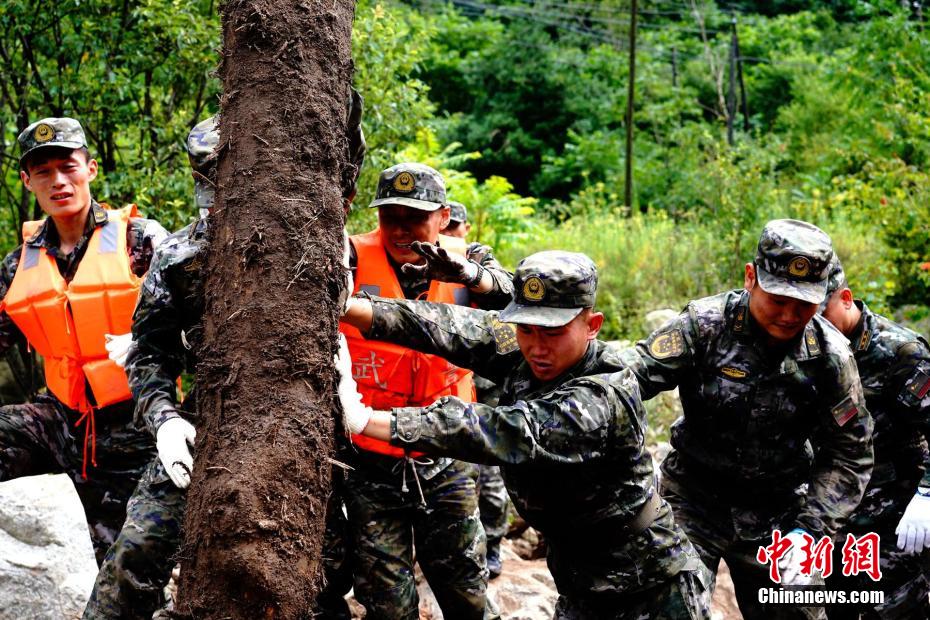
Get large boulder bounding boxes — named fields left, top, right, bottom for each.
left=0, top=474, right=97, bottom=620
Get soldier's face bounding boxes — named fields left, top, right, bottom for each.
left=379, top=205, right=451, bottom=264
left=745, top=264, right=818, bottom=342
left=21, top=150, right=97, bottom=221
left=516, top=310, right=604, bottom=381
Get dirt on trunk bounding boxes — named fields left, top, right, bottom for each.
left=173, top=0, right=356, bottom=617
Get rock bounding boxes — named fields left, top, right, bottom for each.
left=0, top=473, right=97, bottom=620
left=645, top=308, right=678, bottom=333
left=487, top=540, right=556, bottom=620
left=711, top=560, right=742, bottom=619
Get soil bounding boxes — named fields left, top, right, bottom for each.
left=173, top=0, right=357, bottom=617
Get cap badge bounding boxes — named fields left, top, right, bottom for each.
left=34, top=123, right=55, bottom=143
left=522, top=276, right=546, bottom=302
left=788, top=256, right=811, bottom=277
left=393, top=171, right=416, bottom=193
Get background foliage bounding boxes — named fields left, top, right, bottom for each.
left=1, top=0, right=929, bottom=343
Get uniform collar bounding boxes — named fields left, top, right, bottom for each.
left=848, top=300, right=873, bottom=353
left=26, top=200, right=108, bottom=248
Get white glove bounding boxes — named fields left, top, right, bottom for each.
left=156, top=417, right=197, bottom=489
left=104, top=333, right=135, bottom=369
left=778, top=529, right=813, bottom=586
left=334, top=335, right=372, bottom=434
left=896, top=491, right=930, bottom=554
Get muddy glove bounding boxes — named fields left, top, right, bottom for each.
left=104, top=333, right=135, bottom=369
left=340, top=230, right=354, bottom=316
left=896, top=490, right=930, bottom=554
left=778, top=529, right=813, bottom=586
left=401, top=240, right=483, bottom=287
left=335, top=334, right=372, bottom=434
left=156, top=417, right=197, bottom=489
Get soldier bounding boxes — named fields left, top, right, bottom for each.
left=441, top=200, right=471, bottom=238
left=438, top=199, right=511, bottom=579
left=84, top=95, right=366, bottom=618
left=618, top=219, right=874, bottom=619
left=338, top=250, right=711, bottom=619
left=340, top=163, right=513, bottom=619
left=0, top=117, right=166, bottom=562
left=820, top=257, right=930, bottom=619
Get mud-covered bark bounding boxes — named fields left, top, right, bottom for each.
left=174, top=0, right=356, bottom=617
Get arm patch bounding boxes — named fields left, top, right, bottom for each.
left=831, top=395, right=859, bottom=427
left=491, top=318, right=518, bottom=354
left=648, top=329, right=685, bottom=360
left=903, top=368, right=930, bottom=401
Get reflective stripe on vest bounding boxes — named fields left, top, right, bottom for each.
left=341, top=229, right=476, bottom=458
left=2, top=204, right=142, bottom=411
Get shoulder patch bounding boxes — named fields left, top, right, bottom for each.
left=649, top=329, right=685, bottom=360
left=831, top=395, right=860, bottom=427
left=491, top=318, right=518, bottom=354
left=805, top=327, right=821, bottom=357
left=857, top=329, right=872, bottom=352
left=903, top=368, right=930, bottom=401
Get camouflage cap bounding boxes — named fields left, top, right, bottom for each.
left=499, top=251, right=598, bottom=327
left=448, top=201, right=468, bottom=223
left=187, top=117, right=219, bottom=212
left=369, top=163, right=446, bottom=211
left=18, top=117, right=87, bottom=165
left=754, top=219, right=833, bottom=305
left=819, top=255, right=848, bottom=310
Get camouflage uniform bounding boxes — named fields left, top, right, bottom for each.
left=359, top=251, right=712, bottom=619
left=86, top=105, right=365, bottom=619
left=820, top=262, right=930, bottom=619
left=0, top=118, right=166, bottom=563
left=343, top=163, right=514, bottom=620
left=619, top=221, right=874, bottom=620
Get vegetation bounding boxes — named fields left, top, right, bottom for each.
left=1, top=0, right=929, bottom=343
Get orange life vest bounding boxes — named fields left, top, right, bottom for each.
left=2, top=205, right=141, bottom=413
left=340, top=229, right=476, bottom=458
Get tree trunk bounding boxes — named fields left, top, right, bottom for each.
left=174, top=0, right=356, bottom=616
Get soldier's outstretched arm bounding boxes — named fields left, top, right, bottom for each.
left=799, top=355, right=873, bottom=539
left=345, top=367, right=643, bottom=467
left=343, top=295, right=520, bottom=383
left=618, top=307, right=700, bottom=400
left=126, top=252, right=187, bottom=437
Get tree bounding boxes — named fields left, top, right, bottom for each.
left=173, top=0, right=356, bottom=616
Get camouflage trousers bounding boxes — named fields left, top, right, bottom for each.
left=343, top=456, right=490, bottom=620
left=0, top=394, right=155, bottom=563
left=476, top=464, right=509, bottom=549
left=84, top=456, right=355, bottom=619
left=553, top=563, right=713, bottom=619
left=824, top=520, right=930, bottom=619
left=661, top=476, right=826, bottom=620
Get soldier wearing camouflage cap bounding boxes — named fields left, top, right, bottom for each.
left=0, top=116, right=168, bottom=565
left=85, top=103, right=364, bottom=619
left=338, top=251, right=712, bottom=619
left=441, top=201, right=471, bottom=239
left=618, top=219, right=873, bottom=619
left=819, top=256, right=930, bottom=619
left=339, top=162, right=515, bottom=619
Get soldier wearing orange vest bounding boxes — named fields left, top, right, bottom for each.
left=340, top=162, right=512, bottom=619
left=0, top=117, right=167, bottom=562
